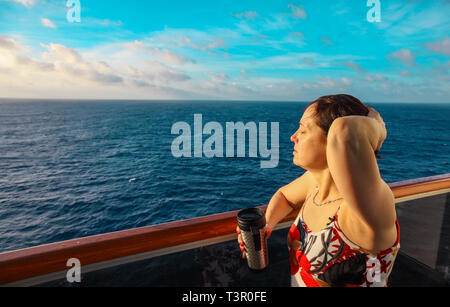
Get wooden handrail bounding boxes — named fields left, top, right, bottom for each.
left=0, top=174, right=449, bottom=285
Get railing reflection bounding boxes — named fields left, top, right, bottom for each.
left=391, top=191, right=449, bottom=285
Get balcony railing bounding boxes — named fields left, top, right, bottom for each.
left=1, top=173, right=449, bottom=286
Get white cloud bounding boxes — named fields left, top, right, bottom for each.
left=42, top=43, right=83, bottom=63
left=425, top=37, right=450, bottom=56
left=338, top=61, right=366, bottom=73
left=42, top=44, right=123, bottom=85
left=98, top=19, right=123, bottom=27
left=125, top=40, right=196, bottom=65
left=365, top=74, right=385, bottom=82
left=0, top=33, right=375, bottom=101
left=0, top=42, right=123, bottom=86
left=205, top=72, right=228, bottom=83
left=41, top=18, right=57, bottom=29
left=291, top=32, right=304, bottom=39
left=0, top=35, right=22, bottom=50
left=13, top=0, right=36, bottom=7
left=288, top=3, right=307, bottom=19
left=315, top=76, right=352, bottom=89
left=375, top=1, right=449, bottom=46
left=261, top=14, right=292, bottom=31
left=388, top=49, right=415, bottom=67
left=299, top=57, right=316, bottom=67
left=321, top=36, right=333, bottom=46
left=232, top=11, right=259, bottom=20
left=174, top=34, right=227, bottom=51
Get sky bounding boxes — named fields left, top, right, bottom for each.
left=0, top=0, right=449, bottom=102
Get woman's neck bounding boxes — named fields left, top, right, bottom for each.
left=309, top=169, right=341, bottom=203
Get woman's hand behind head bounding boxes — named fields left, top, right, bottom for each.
left=367, top=107, right=387, bottom=152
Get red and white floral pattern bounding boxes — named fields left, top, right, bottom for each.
left=287, top=208, right=400, bottom=287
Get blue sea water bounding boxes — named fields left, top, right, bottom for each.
left=0, top=99, right=449, bottom=253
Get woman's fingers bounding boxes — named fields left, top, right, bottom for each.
left=368, top=107, right=387, bottom=149
left=369, top=107, right=385, bottom=128
left=368, top=107, right=382, bottom=121
left=240, top=242, right=246, bottom=258
left=236, top=225, right=246, bottom=258
left=237, top=224, right=272, bottom=259
left=265, top=224, right=272, bottom=239
left=236, top=226, right=244, bottom=244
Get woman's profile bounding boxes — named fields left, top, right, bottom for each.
left=237, top=94, right=400, bottom=287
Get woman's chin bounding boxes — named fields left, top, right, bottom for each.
left=292, top=156, right=302, bottom=167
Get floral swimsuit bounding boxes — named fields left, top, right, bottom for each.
left=287, top=205, right=400, bottom=287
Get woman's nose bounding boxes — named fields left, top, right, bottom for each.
left=291, top=131, right=298, bottom=143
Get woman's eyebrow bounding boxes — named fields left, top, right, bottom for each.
left=299, top=121, right=309, bottom=128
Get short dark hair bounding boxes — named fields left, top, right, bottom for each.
left=303, top=94, right=383, bottom=159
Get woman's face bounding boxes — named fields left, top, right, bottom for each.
left=290, top=104, right=328, bottom=170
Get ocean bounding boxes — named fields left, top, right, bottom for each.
left=0, top=99, right=449, bottom=253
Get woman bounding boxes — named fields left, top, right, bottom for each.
left=236, top=94, right=400, bottom=287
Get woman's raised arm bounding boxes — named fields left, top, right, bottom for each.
left=326, top=115, right=395, bottom=232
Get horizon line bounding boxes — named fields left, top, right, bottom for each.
left=0, top=97, right=449, bottom=105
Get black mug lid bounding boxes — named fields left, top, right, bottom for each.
left=237, top=207, right=266, bottom=231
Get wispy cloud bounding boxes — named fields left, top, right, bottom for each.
left=425, top=37, right=450, bottom=56
left=125, top=40, right=196, bottom=65
left=205, top=71, right=228, bottom=83
left=388, top=49, right=416, bottom=67
left=41, top=18, right=57, bottom=29
left=231, top=11, right=259, bottom=20
left=98, top=19, right=123, bottom=27
left=321, top=36, right=333, bottom=46
left=338, top=61, right=366, bottom=73
left=376, top=1, right=449, bottom=43
left=41, top=43, right=123, bottom=84
left=0, top=34, right=23, bottom=50
left=13, top=0, right=36, bottom=7
left=288, top=3, right=307, bottom=19
left=0, top=35, right=198, bottom=99
left=299, top=57, right=316, bottom=67
left=290, top=32, right=304, bottom=39
left=365, top=73, right=386, bottom=82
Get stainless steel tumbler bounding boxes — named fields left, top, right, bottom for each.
left=237, top=207, right=269, bottom=270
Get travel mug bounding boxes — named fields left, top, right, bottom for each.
left=237, top=207, right=269, bottom=270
